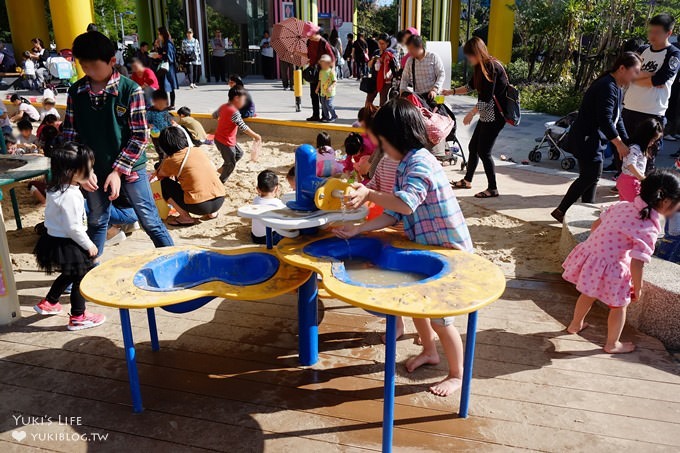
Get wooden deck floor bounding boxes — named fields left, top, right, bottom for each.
left=1, top=272, right=679, bottom=452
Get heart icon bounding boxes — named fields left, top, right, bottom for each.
left=11, top=430, right=26, bottom=442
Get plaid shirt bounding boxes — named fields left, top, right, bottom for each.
left=385, top=149, right=473, bottom=252
left=399, top=52, right=446, bottom=94
left=62, top=70, right=149, bottom=175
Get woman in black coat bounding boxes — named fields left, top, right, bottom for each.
left=551, top=52, right=642, bottom=222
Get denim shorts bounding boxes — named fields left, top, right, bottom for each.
left=431, top=316, right=455, bottom=327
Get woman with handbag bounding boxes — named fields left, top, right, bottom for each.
left=551, top=53, right=641, bottom=222
left=445, top=37, right=508, bottom=199
left=153, top=27, right=179, bottom=109
left=181, top=29, right=202, bottom=89
left=365, top=33, right=398, bottom=107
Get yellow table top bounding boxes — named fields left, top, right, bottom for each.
left=276, top=231, right=506, bottom=318
left=80, top=246, right=312, bottom=309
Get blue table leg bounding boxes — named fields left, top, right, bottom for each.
left=297, top=273, right=318, bottom=366
left=265, top=226, right=273, bottom=250
left=9, top=187, right=21, bottom=230
left=382, top=315, right=397, bottom=453
left=119, top=309, right=144, bottom=413
left=459, top=310, right=478, bottom=418
left=146, top=308, right=160, bottom=352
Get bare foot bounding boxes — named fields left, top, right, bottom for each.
left=566, top=322, right=590, bottom=334
left=604, top=341, right=636, bottom=354
left=381, top=325, right=405, bottom=344
left=405, top=351, right=440, bottom=373
left=429, top=376, right=463, bottom=397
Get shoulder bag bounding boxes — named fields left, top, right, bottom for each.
left=492, top=63, right=521, bottom=126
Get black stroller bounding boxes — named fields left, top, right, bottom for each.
left=528, top=111, right=578, bottom=170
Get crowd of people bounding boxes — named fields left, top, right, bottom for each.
left=0, top=13, right=678, bottom=400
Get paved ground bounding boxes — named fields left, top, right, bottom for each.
left=4, top=75, right=677, bottom=180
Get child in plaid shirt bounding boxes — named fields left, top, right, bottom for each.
left=335, top=98, right=473, bottom=397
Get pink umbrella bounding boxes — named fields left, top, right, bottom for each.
left=271, top=18, right=318, bottom=67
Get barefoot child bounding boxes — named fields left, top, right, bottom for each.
left=334, top=99, right=473, bottom=396
left=616, top=118, right=663, bottom=201
left=33, top=142, right=106, bottom=330
left=564, top=170, right=680, bottom=353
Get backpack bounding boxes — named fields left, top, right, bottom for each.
left=492, top=64, right=521, bottom=126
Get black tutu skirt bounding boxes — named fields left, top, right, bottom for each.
left=33, top=233, right=94, bottom=276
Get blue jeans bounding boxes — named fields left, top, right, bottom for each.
left=85, top=168, right=173, bottom=256
left=109, top=204, right=138, bottom=225
left=320, top=96, right=336, bottom=121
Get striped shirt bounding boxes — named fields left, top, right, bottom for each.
left=214, top=103, right=250, bottom=147
left=399, top=52, right=446, bottom=94
left=367, top=155, right=399, bottom=193
left=384, top=148, right=473, bottom=252
left=62, top=70, right=149, bottom=175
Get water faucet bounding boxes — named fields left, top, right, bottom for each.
left=287, top=144, right=326, bottom=212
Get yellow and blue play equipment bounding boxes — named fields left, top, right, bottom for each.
left=276, top=231, right=505, bottom=452
left=238, top=144, right=368, bottom=245
left=81, top=142, right=505, bottom=453
left=80, top=246, right=312, bottom=413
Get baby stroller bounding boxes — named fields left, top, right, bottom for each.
left=528, top=111, right=578, bottom=170
left=44, top=54, right=75, bottom=93
left=403, top=92, right=467, bottom=170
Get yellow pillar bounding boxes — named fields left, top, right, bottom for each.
left=49, top=0, right=95, bottom=77
left=487, top=0, right=515, bottom=64
left=5, top=0, right=50, bottom=62
left=399, top=0, right=422, bottom=32
left=352, top=0, right=358, bottom=34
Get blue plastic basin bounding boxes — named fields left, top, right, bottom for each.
left=302, top=237, right=449, bottom=288
left=133, top=250, right=280, bottom=291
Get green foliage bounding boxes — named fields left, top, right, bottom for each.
left=507, top=59, right=530, bottom=84
left=357, top=0, right=398, bottom=35
left=206, top=5, right=240, bottom=45
left=92, top=0, right=138, bottom=41
left=518, top=82, right=583, bottom=117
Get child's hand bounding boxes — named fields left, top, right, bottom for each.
left=104, top=171, right=121, bottom=200
left=333, top=223, right=361, bottom=239
left=88, top=245, right=98, bottom=258
left=354, top=155, right=371, bottom=176
left=633, top=284, right=643, bottom=302
left=344, top=183, right=370, bottom=210
left=81, top=172, right=99, bottom=192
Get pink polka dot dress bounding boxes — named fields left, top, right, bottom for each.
left=562, top=197, right=661, bottom=307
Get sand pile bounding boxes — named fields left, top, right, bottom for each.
left=2, top=141, right=562, bottom=279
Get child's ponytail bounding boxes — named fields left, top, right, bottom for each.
left=638, top=170, right=680, bottom=220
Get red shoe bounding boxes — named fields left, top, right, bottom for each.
left=68, top=311, right=106, bottom=331
left=34, top=299, right=63, bottom=315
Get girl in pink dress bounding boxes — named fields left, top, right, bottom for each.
left=563, top=170, right=680, bottom=353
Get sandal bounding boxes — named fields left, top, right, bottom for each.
left=200, top=213, right=219, bottom=221
left=451, top=179, right=472, bottom=189
left=167, top=217, right=197, bottom=227
left=474, top=190, right=499, bottom=199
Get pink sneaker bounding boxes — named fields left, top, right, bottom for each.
left=68, top=311, right=106, bottom=331
left=34, top=299, right=63, bottom=315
